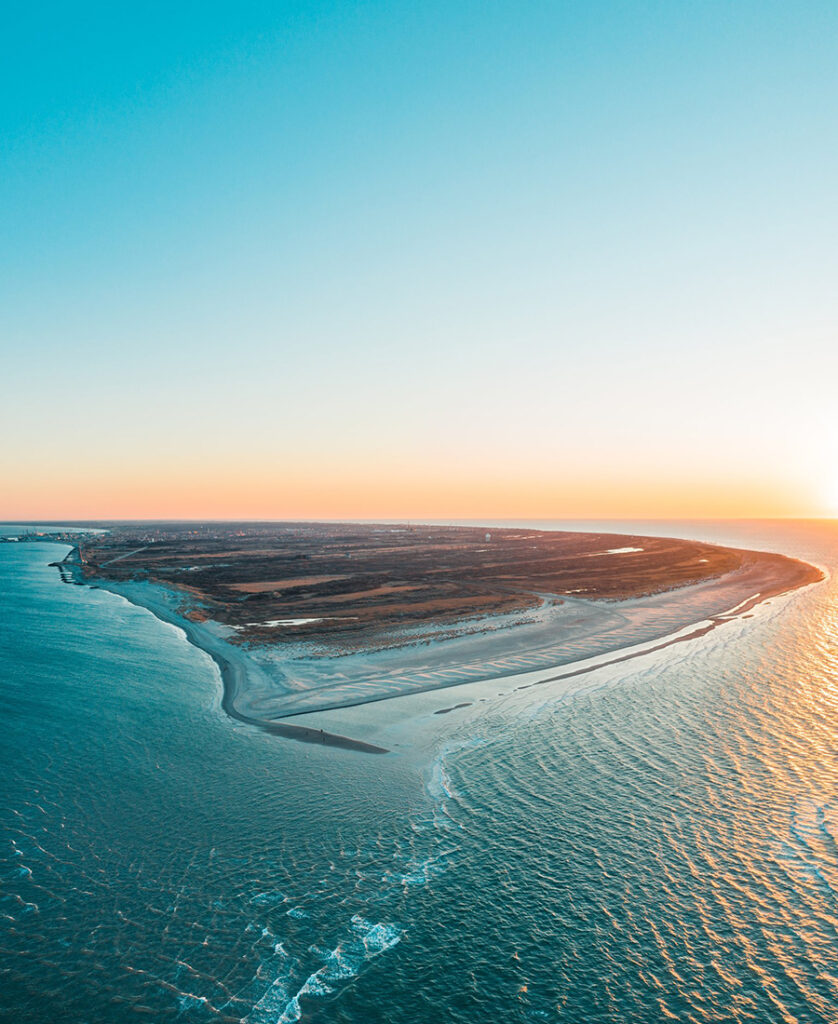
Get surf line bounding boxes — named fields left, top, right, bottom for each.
left=511, top=600, right=766, bottom=696
left=80, top=571, right=391, bottom=756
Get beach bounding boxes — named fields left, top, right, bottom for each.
left=86, top=576, right=390, bottom=754
left=81, top=535, right=824, bottom=748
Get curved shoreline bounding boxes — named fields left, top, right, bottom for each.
left=89, top=576, right=390, bottom=754
left=62, top=540, right=824, bottom=753
left=229, top=548, right=824, bottom=722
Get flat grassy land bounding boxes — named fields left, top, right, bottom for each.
left=76, top=522, right=777, bottom=648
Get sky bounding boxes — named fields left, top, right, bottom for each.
left=2, top=1, right=836, bottom=520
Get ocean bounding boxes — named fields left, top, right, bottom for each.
left=1, top=520, right=836, bottom=1022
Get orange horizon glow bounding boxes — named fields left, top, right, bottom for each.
left=4, top=2, right=837, bottom=535
left=3, top=461, right=829, bottom=522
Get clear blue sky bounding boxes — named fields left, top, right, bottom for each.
left=2, top=1, right=836, bottom=518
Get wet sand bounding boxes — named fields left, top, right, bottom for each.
left=93, top=578, right=389, bottom=754
left=76, top=540, right=823, bottom=753
left=232, top=549, right=823, bottom=720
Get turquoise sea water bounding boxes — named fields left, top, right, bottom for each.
left=2, top=521, right=837, bottom=1022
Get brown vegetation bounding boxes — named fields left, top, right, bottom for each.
left=74, top=521, right=784, bottom=648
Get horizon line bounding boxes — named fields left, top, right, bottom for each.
left=4, top=515, right=837, bottom=525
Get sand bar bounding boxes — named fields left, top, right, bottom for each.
left=62, top=526, right=825, bottom=750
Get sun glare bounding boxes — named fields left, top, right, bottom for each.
left=827, top=479, right=838, bottom=517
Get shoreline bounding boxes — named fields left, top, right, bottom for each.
left=88, top=573, right=390, bottom=755
left=228, top=548, right=824, bottom=722
left=58, top=540, right=824, bottom=753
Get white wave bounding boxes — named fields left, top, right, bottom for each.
left=250, top=891, right=286, bottom=906
left=244, top=916, right=401, bottom=1024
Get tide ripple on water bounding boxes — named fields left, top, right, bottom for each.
left=396, top=599, right=838, bottom=1022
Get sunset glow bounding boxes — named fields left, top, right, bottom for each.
left=0, top=459, right=822, bottom=523
left=1, top=3, right=836, bottom=521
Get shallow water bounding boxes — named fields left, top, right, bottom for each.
left=1, top=521, right=837, bottom=1022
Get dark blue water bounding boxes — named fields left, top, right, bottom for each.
left=2, top=522, right=837, bottom=1022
